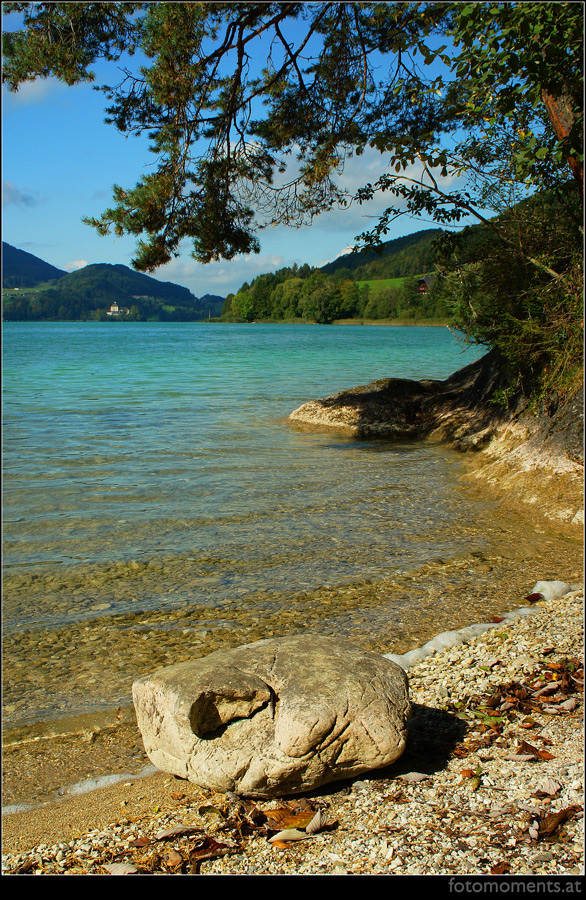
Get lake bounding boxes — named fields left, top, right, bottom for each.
left=5, top=321, right=575, bottom=729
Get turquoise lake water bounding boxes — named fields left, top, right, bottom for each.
left=2, top=321, right=489, bottom=634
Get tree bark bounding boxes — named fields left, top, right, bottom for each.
left=542, top=88, right=583, bottom=198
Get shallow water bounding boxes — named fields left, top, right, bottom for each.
left=3, top=322, right=581, bottom=730
left=3, top=322, right=484, bottom=627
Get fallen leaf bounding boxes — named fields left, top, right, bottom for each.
left=505, top=753, right=537, bottom=762
left=128, top=835, right=150, bottom=848
left=515, top=740, right=555, bottom=761
left=533, top=778, right=561, bottom=798
left=488, top=804, right=514, bottom=818
left=155, top=825, right=203, bottom=841
left=189, top=837, right=238, bottom=871
left=491, top=861, right=511, bottom=874
left=305, top=809, right=331, bottom=834
left=198, top=804, right=226, bottom=819
left=557, top=698, right=578, bottom=712
left=103, top=862, right=139, bottom=874
left=538, top=806, right=582, bottom=838
left=519, top=716, right=537, bottom=729
left=268, top=828, right=311, bottom=843
left=164, top=850, right=183, bottom=867
left=271, top=839, right=292, bottom=850
left=263, top=807, right=316, bottom=829
left=533, top=681, right=562, bottom=698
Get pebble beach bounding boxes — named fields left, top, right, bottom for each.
left=2, top=584, right=583, bottom=878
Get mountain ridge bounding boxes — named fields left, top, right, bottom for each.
left=2, top=241, right=67, bottom=287
left=2, top=244, right=225, bottom=320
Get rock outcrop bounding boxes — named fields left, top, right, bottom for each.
left=289, top=349, right=515, bottom=448
left=288, top=349, right=584, bottom=526
left=132, top=635, right=410, bottom=798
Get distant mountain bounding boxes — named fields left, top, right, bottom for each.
left=53, top=262, right=198, bottom=307
left=2, top=253, right=227, bottom=321
left=2, top=242, right=67, bottom=288
left=319, top=228, right=444, bottom=280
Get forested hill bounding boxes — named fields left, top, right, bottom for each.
left=221, top=227, right=449, bottom=324
left=2, top=241, right=67, bottom=287
left=52, top=262, right=197, bottom=306
left=2, top=252, right=225, bottom=321
left=320, top=228, right=443, bottom=280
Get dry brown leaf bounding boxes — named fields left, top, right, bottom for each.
left=516, top=740, right=555, bottom=761
left=491, top=861, right=511, bottom=874
left=271, top=840, right=292, bottom=850
left=305, top=809, right=330, bottom=834
left=189, top=837, right=238, bottom=863
left=538, top=806, right=582, bottom=838
left=268, top=828, right=311, bottom=843
left=263, top=807, right=316, bottom=829
left=519, top=716, right=537, bottom=729
left=533, top=777, right=562, bottom=798
left=155, top=824, right=203, bottom=841
left=128, top=835, right=150, bottom=848
left=164, top=850, right=183, bottom=867
left=532, top=681, right=561, bottom=698
left=557, top=698, right=578, bottom=712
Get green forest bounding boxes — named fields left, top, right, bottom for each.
left=221, top=228, right=446, bottom=323
left=220, top=228, right=445, bottom=323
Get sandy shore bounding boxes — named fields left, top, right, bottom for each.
left=2, top=586, right=583, bottom=876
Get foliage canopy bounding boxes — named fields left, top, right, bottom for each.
left=3, top=2, right=582, bottom=268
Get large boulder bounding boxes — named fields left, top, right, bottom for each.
left=132, top=634, right=410, bottom=798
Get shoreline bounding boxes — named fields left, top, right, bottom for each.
left=0, top=590, right=553, bottom=816
left=2, top=350, right=582, bottom=872
left=2, top=585, right=583, bottom=874
left=2, top=515, right=581, bottom=741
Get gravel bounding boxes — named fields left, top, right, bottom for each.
left=2, top=588, right=583, bottom=876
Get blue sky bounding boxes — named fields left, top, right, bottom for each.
left=2, top=7, right=470, bottom=299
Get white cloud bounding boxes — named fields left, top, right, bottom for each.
left=305, top=149, right=465, bottom=238
left=65, top=259, right=88, bottom=271
left=2, top=77, right=69, bottom=107
left=2, top=180, right=39, bottom=207
left=154, top=251, right=291, bottom=298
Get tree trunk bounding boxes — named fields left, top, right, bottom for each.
left=542, top=88, right=583, bottom=198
